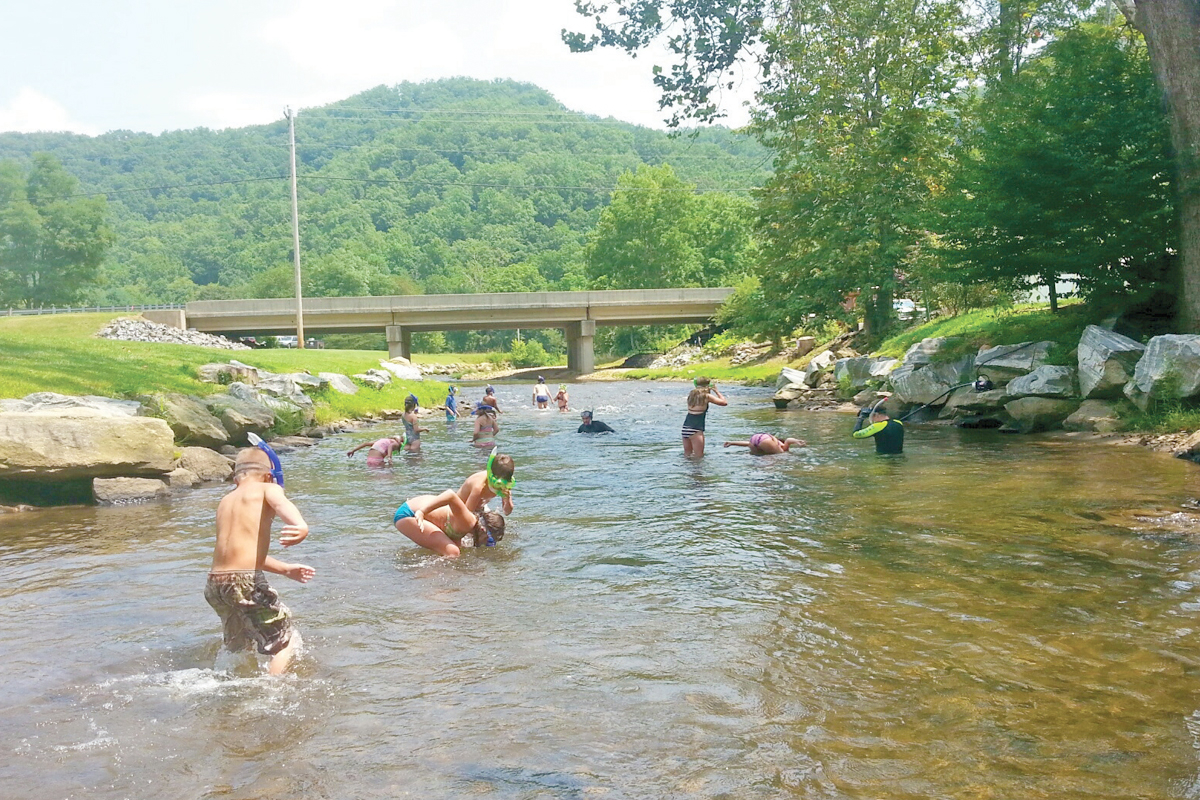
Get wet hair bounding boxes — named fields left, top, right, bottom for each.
left=231, top=448, right=271, bottom=483
left=404, top=393, right=419, bottom=412
left=476, top=510, right=506, bottom=545
left=687, top=377, right=712, bottom=408
left=490, top=453, right=514, bottom=481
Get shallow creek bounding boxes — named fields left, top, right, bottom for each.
left=4, top=381, right=1200, bottom=799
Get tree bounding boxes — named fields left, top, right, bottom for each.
left=1114, top=0, right=1200, bottom=331
left=0, top=155, right=112, bottom=307
left=753, top=0, right=970, bottom=339
left=940, top=22, right=1176, bottom=314
left=585, top=164, right=703, bottom=288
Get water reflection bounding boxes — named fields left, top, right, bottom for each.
left=2, top=381, right=1200, bottom=798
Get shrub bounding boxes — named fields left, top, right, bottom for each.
left=508, top=337, right=551, bottom=368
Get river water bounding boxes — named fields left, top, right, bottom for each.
left=4, top=381, right=1200, bottom=799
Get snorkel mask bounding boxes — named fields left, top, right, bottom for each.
left=448, top=385, right=457, bottom=395
left=246, top=432, right=284, bottom=488
left=405, top=392, right=419, bottom=409
left=559, top=383, right=567, bottom=391
left=479, top=513, right=497, bottom=547
left=486, top=447, right=514, bottom=499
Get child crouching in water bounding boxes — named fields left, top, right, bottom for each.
left=394, top=490, right=506, bottom=558
left=205, top=446, right=313, bottom=676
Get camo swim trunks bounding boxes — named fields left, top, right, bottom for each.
left=204, top=570, right=294, bottom=656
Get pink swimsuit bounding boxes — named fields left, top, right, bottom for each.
left=366, top=437, right=396, bottom=466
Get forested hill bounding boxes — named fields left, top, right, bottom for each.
left=0, top=78, right=769, bottom=306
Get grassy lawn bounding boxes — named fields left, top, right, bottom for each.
left=619, top=355, right=792, bottom=384
left=875, top=301, right=1096, bottom=363
left=0, top=313, right=447, bottom=424
left=409, top=352, right=507, bottom=365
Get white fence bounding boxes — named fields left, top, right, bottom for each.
left=2, top=304, right=184, bottom=317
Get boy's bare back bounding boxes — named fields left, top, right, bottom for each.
left=213, top=480, right=280, bottom=571
left=212, top=450, right=309, bottom=572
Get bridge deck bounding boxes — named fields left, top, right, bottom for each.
left=181, top=288, right=734, bottom=335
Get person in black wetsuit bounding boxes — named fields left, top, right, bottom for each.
left=577, top=410, right=615, bottom=434
left=852, top=406, right=904, bottom=454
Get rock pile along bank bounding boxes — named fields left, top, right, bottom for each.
left=0, top=355, right=429, bottom=510
left=773, top=324, right=1200, bottom=446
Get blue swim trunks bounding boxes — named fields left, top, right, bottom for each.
left=394, top=501, right=415, bottom=524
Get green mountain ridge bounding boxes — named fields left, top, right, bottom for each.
left=0, top=78, right=769, bottom=316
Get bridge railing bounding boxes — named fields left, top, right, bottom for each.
left=2, top=304, right=185, bottom=317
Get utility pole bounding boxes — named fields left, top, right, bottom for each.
left=286, top=106, right=305, bottom=348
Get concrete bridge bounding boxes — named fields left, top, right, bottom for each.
left=146, top=288, right=734, bottom=373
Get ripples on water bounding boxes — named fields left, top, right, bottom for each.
left=3, top=381, right=1200, bottom=798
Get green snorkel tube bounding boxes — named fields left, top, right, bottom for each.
left=484, top=447, right=513, bottom=547
left=246, top=432, right=284, bottom=488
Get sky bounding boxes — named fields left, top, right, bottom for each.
left=0, top=0, right=757, bottom=136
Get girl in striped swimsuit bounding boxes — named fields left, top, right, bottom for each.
left=681, top=377, right=727, bottom=458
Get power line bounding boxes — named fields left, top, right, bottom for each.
left=304, top=106, right=597, bottom=117
left=58, top=172, right=756, bottom=200
left=299, top=174, right=756, bottom=193
left=300, top=113, right=657, bottom=126
left=292, top=143, right=765, bottom=161
left=66, top=175, right=287, bottom=198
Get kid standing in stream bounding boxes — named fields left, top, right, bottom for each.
left=402, top=394, right=428, bottom=452
left=205, top=445, right=313, bottom=676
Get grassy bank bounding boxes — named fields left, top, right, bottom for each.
left=0, top=313, right=447, bottom=425
left=875, top=302, right=1092, bottom=364
left=616, top=355, right=793, bottom=384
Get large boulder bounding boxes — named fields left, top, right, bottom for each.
left=204, top=394, right=276, bottom=443
left=198, top=360, right=260, bottom=385
left=792, top=336, right=816, bottom=357
left=1077, top=325, right=1145, bottom=399
left=777, top=367, right=807, bottom=390
left=1005, top=366, right=1077, bottom=400
left=802, top=351, right=837, bottom=388
left=1003, top=397, right=1081, bottom=433
left=140, top=393, right=230, bottom=448
left=354, top=372, right=389, bottom=390
left=900, top=337, right=962, bottom=368
left=938, top=387, right=1009, bottom=418
left=974, top=341, right=1054, bottom=384
left=377, top=360, right=424, bottom=381
left=0, top=410, right=175, bottom=481
left=93, top=477, right=169, bottom=504
left=286, top=372, right=329, bottom=391
left=2, top=392, right=142, bottom=417
left=257, top=375, right=316, bottom=408
left=834, top=356, right=897, bottom=391
left=177, top=446, right=233, bottom=482
left=164, top=467, right=199, bottom=490
left=888, top=355, right=976, bottom=407
left=319, top=372, right=358, bottom=395
left=834, top=356, right=875, bottom=390
left=1064, top=399, right=1125, bottom=433
left=1124, top=335, right=1200, bottom=409
left=870, top=358, right=900, bottom=380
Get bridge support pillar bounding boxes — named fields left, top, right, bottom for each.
left=386, top=325, right=411, bottom=360
left=566, top=319, right=596, bottom=374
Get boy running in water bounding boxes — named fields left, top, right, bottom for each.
left=205, top=446, right=313, bottom=676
